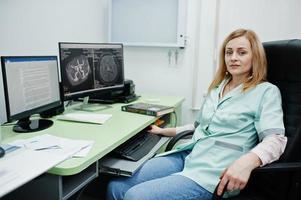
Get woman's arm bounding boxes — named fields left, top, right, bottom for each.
left=148, top=124, right=195, bottom=137
left=251, top=134, right=287, bottom=166
left=217, top=133, right=287, bottom=195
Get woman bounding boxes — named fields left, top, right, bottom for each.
left=106, top=29, right=287, bottom=200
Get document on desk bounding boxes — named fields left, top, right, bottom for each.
left=57, top=135, right=94, bottom=158
left=9, top=134, right=94, bottom=158
left=0, top=168, right=19, bottom=188
left=56, top=112, right=112, bottom=124
left=10, top=135, right=60, bottom=150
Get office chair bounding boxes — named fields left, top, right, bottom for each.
left=166, top=39, right=301, bottom=200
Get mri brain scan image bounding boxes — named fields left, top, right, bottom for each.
left=66, top=55, right=90, bottom=86
left=98, top=53, right=119, bottom=84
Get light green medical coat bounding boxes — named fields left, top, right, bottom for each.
left=160, top=79, right=285, bottom=197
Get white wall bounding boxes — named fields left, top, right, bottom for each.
left=0, top=0, right=301, bottom=125
left=217, top=0, right=301, bottom=45
left=0, top=0, right=108, bottom=55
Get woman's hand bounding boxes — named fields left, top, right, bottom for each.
left=148, top=125, right=164, bottom=135
left=217, top=152, right=262, bottom=196
left=147, top=125, right=176, bottom=137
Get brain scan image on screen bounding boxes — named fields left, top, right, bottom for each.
left=98, top=53, right=119, bottom=84
left=65, top=55, right=91, bottom=86
left=59, top=43, right=124, bottom=100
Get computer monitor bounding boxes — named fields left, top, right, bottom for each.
left=0, top=63, right=7, bottom=125
left=1, top=56, right=61, bottom=133
left=58, top=43, right=125, bottom=108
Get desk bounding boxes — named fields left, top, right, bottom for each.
left=0, top=94, right=184, bottom=200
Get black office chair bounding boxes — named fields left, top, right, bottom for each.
left=166, top=39, right=301, bottom=200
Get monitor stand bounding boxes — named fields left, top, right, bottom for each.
left=13, top=117, right=53, bottom=133
left=0, top=147, right=5, bottom=158
left=74, top=96, right=111, bottom=112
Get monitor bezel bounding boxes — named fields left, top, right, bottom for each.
left=58, top=42, right=125, bottom=101
left=1, top=55, right=62, bottom=122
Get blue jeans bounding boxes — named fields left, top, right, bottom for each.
left=106, top=150, right=212, bottom=200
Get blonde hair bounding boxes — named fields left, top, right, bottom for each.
left=208, top=28, right=267, bottom=92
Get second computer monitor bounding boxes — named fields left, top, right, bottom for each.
left=1, top=56, right=61, bottom=133
left=59, top=43, right=124, bottom=101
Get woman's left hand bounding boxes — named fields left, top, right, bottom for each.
left=217, top=152, right=262, bottom=196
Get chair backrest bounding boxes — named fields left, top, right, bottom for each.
left=264, top=39, right=301, bottom=162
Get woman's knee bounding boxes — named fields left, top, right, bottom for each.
left=123, top=186, right=144, bottom=200
left=107, top=179, right=129, bottom=200
left=124, top=184, right=155, bottom=200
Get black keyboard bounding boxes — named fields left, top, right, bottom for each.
left=113, top=132, right=161, bottom=161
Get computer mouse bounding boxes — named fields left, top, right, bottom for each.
left=0, top=147, right=5, bottom=158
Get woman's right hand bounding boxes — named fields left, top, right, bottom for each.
left=148, top=125, right=164, bottom=135
left=147, top=125, right=177, bottom=137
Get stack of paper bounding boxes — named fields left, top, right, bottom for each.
left=9, top=134, right=94, bottom=158
left=56, top=112, right=112, bottom=124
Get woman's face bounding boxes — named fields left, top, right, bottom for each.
left=225, top=36, right=253, bottom=80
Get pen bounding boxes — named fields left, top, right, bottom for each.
left=35, top=145, right=61, bottom=151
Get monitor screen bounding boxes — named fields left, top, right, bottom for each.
left=0, top=63, right=7, bottom=125
left=59, top=43, right=125, bottom=101
left=1, top=56, right=61, bottom=133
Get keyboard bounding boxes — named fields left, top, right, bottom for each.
left=113, top=131, right=161, bottom=161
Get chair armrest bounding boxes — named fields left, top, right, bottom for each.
left=165, top=130, right=194, bottom=151
left=253, top=161, right=301, bottom=173
left=212, top=161, right=301, bottom=200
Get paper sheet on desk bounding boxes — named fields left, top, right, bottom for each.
left=56, top=112, right=112, bottom=124
left=57, top=136, right=94, bottom=158
left=9, top=135, right=59, bottom=150
left=0, top=169, right=19, bottom=187
left=73, top=144, right=94, bottom=157
left=9, top=134, right=94, bottom=158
